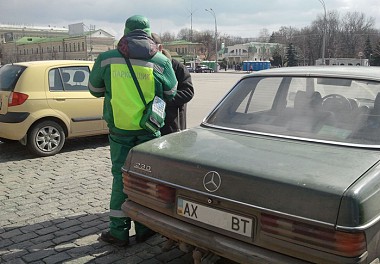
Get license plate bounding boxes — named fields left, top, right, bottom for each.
left=177, top=198, right=253, bottom=237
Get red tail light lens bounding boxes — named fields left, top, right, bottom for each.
left=8, top=92, right=29, bottom=107
left=123, top=172, right=175, bottom=204
left=261, top=213, right=366, bottom=257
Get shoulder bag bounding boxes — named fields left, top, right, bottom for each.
left=124, top=58, right=166, bottom=134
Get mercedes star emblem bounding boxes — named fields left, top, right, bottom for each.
left=203, top=171, right=221, bottom=192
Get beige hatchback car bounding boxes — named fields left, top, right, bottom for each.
left=0, top=60, right=108, bottom=156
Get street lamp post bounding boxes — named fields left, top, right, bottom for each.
left=205, top=8, right=218, bottom=72
left=318, top=0, right=326, bottom=65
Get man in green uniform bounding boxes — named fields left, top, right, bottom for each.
left=88, top=15, right=177, bottom=246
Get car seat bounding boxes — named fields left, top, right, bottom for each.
left=72, top=71, right=86, bottom=90
left=62, top=72, right=73, bottom=89
left=288, top=91, right=334, bottom=133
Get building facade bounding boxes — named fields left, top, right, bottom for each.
left=315, top=58, right=369, bottom=66
left=221, top=42, right=282, bottom=68
left=1, top=24, right=69, bottom=43
left=163, top=40, right=206, bottom=63
left=0, top=24, right=115, bottom=64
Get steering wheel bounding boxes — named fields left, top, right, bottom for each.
left=322, top=94, right=352, bottom=112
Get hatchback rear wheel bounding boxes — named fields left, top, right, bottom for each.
left=27, top=120, right=65, bottom=156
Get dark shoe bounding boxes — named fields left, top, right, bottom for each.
left=99, top=231, right=129, bottom=247
left=136, top=229, right=157, bottom=243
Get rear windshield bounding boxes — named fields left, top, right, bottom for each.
left=205, top=75, right=380, bottom=147
left=0, top=64, right=26, bottom=91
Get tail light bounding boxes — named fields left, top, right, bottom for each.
left=261, top=213, right=366, bottom=258
left=123, top=172, right=175, bottom=204
left=8, top=92, right=29, bottom=107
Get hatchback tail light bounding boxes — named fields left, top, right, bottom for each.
left=8, top=92, right=29, bottom=107
left=123, top=172, right=176, bottom=204
left=261, top=213, right=366, bottom=258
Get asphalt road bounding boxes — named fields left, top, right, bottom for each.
left=0, top=71, right=245, bottom=264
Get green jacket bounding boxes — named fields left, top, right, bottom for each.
left=89, top=30, right=178, bottom=136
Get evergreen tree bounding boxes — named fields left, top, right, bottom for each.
left=364, top=35, right=373, bottom=64
left=372, top=41, right=380, bottom=66
left=285, top=43, right=298, bottom=67
left=271, top=46, right=283, bottom=67
left=268, top=33, right=276, bottom=43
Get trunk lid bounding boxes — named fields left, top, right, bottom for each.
left=126, top=127, right=380, bottom=224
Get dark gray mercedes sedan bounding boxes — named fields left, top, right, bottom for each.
left=122, top=66, right=380, bottom=264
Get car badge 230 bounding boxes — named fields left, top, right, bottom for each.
left=133, top=162, right=152, bottom=173
left=203, top=171, right=222, bottom=192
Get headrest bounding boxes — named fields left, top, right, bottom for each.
left=294, top=91, right=308, bottom=110
left=62, top=72, right=70, bottom=82
left=73, top=71, right=85, bottom=82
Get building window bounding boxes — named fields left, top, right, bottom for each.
left=78, top=42, right=80, bottom=51
left=69, top=43, right=72, bottom=52
left=82, top=42, right=85, bottom=51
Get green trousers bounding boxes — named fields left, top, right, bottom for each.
left=108, top=133, right=158, bottom=241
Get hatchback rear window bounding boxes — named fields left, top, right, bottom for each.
left=0, top=64, right=26, bottom=91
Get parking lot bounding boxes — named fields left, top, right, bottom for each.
left=0, top=72, right=244, bottom=263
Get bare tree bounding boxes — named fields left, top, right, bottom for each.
left=161, top=31, right=176, bottom=43
left=177, top=28, right=193, bottom=41
left=270, top=10, right=379, bottom=65
left=340, top=12, right=375, bottom=57
left=258, top=28, right=270, bottom=43
left=194, top=30, right=214, bottom=60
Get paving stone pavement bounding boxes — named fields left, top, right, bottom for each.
left=0, top=73, right=244, bottom=264
left=0, top=136, right=202, bottom=264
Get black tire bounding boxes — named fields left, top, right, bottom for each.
left=27, top=120, right=65, bottom=156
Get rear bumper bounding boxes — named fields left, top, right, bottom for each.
left=0, top=112, right=29, bottom=123
left=122, top=200, right=308, bottom=264
left=0, top=112, right=30, bottom=140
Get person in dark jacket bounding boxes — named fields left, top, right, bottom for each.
left=151, top=33, right=194, bottom=135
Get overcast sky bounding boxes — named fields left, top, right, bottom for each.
left=1, top=0, right=380, bottom=39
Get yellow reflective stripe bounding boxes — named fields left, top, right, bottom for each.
left=109, top=209, right=127, bottom=218
left=88, top=82, right=105, bottom=93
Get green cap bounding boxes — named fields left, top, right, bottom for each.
left=124, top=15, right=151, bottom=36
